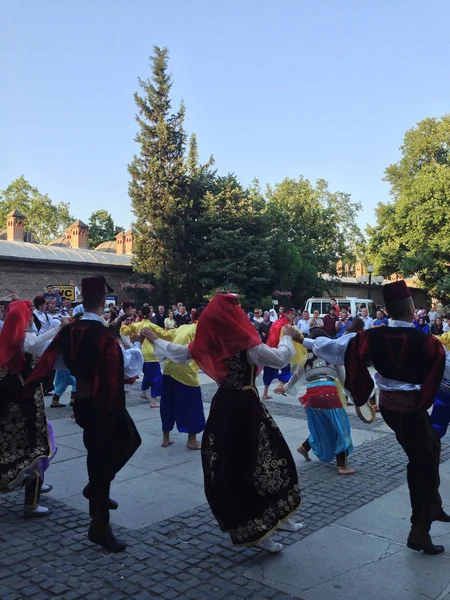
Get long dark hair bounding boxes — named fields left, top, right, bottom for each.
left=346, top=317, right=364, bottom=334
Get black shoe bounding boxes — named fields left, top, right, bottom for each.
left=407, top=541, right=445, bottom=555
left=88, top=525, right=126, bottom=553
left=82, top=485, right=119, bottom=510
left=435, top=511, right=450, bottom=523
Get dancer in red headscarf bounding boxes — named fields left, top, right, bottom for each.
left=0, top=300, right=61, bottom=517
left=142, top=294, right=304, bottom=553
left=261, top=307, right=295, bottom=399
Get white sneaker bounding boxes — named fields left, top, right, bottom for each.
left=23, top=505, right=52, bottom=519
left=40, top=484, right=53, bottom=494
left=278, top=518, right=304, bottom=532
left=253, top=537, right=283, bottom=553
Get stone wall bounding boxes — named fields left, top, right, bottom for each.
left=0, top=259, right=132, bottom=302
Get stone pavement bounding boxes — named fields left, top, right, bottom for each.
left=2, top=375, right=450, bottom=600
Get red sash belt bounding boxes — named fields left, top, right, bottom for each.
left=300, top=385, right=342, bottom=409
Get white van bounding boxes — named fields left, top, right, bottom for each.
left=304, top=297, right=376, bottom=319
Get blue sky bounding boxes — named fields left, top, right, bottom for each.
left=2, top=0, right=450, bottom=232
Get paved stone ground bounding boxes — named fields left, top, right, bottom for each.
left=1, top=377, right=450, bottom=600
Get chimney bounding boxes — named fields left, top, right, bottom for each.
left=6, top=209, right=26, bottom=242
left=125, top=228, right=134, bottom=255
left=336, top=260, right=343, bottom=277
left=66, top=220, right=88, bottom=250
left=115, top=230, right=126, bottom=255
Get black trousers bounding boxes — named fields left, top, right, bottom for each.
left=302, top=438, right=347, bottom=468
left=73, top=399, right=141, bottom=524
left=380, top=407, right=442, bottom=530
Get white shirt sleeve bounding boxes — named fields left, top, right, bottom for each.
left=23, top=328, right=59, bottom=356
left=153, top=339, right=192, bottom=363
left=121, top=342, right=144, bottom=378
left=284, top=363, right=305, bottom=395
left=303, top=333, right=356, bottom=366
left=247, top=337, right=295, bottom=368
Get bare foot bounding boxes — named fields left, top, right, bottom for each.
left=150, top=401, right=160, bottom=408
left=140, top=392, right=149, bottom=400
left=338, top=466, right=356, bottom=475
left=161, top=439, right=174, bottom=448
left=186, top=441, right=201, bottom=450
left=297, top=446, right=311, bottom=462
left=261, top=395, right=272, bottom=400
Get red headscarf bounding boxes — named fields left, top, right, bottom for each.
left=0, top=300, right=33, bottom=374
left=189, top=294, right=261, bottom=384
left=267, top=308, right=294, bottom=348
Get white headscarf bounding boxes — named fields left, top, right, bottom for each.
left=269, top=309, right=278, bottom=323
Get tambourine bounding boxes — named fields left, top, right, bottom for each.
left=355, top=398, right=377, bottom=424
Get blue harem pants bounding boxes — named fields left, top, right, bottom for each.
left=160, top=374, right=205, bottom=434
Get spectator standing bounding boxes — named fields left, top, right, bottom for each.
left=47, top=299, right=62, bottom=321
left=415, top=317, right=430, bottom=334
left=372, top=309, right=389, bottom=328
left=309, top=310, right=324, bottom=334
left=323, top=307, right=339, bottom=338
left=53, top=288, right=63, bottom=308
left=69, top=279, right=81, bottom=300
left=165, top=310, right=177, bottom=331
left=297, top=311, right=310, bottom=337
left=360, top=306, right=374, bottom=330
left=60, top=299, right=72, bottom=317
left=431, top=317, right=444, bottom=336
left=43, top=286, right=56, bottom=303
left=33, top=296, right=59, bottom=334
left=154, top=305, right=165, bottom=328
left=253, top=309, right=264, bottom=324
left=428, top=304, right=438, bottom=327
left=174, top=305, right=191, bottom=327
left=259, top=311, right=272, bottom=343
left=330, top=298, right=340, bottom=316
left=336, top=308, right=352, bottom=338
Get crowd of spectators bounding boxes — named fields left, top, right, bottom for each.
left=246, top=299, right=450, bottom=343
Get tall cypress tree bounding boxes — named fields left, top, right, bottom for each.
left=128, top=46, right=187, bottom=299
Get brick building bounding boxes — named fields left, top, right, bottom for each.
left=0, top=209, right=132, bottom=302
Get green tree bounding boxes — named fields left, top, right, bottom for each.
left=88, top=209, right=122, bottom=249
left=266, top=177, right=362, bottom=273
left=196, top=175, right=273, bottom=304
left=128, top=46, right=188, bottom=299
left=0, top=176, right=73, bottom=245
left=367, top=115, right=450, bottom=298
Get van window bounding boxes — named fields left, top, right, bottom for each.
left=310, top=301, right=321, bottom=315
left=339, top=301, right=351, bottom=313
left=355, top=302, right=376, bottom=318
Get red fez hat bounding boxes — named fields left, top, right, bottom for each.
left=33, top=296, right=46, bottom=308
left=383, top=280, right=411, bottom=305
left=81, top=276, right=113, bottom=298
left=122, top=300, right=132, bottom=310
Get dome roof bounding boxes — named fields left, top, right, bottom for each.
left=48, top=235, right=69, bottom=247
left=95, top=240, right=117, bottom=253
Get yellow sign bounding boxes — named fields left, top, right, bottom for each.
left=51, top=285, right=75, bottom=302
